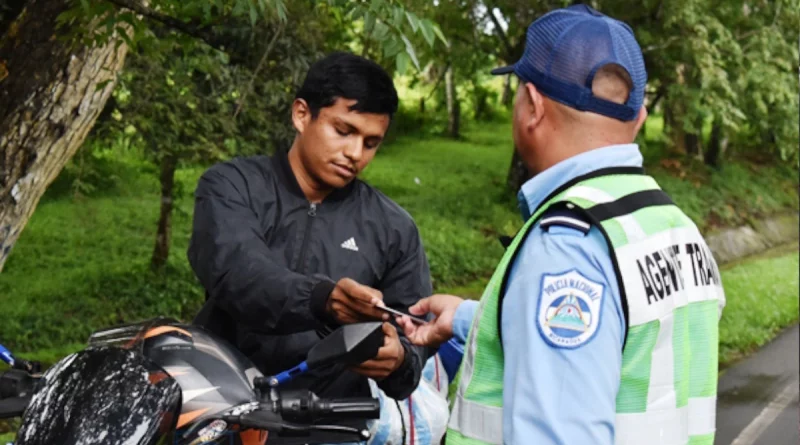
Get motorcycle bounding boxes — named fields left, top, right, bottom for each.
left=0, top=317, right=387, bottom=445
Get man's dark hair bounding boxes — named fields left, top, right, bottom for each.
left=295, top=52, right=399, bottom=118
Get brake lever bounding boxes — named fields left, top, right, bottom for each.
left=225, top=410, right=371, bottom=440
left=285, top=423, right=371, bottom=441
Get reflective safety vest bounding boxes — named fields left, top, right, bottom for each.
left=446, top=168, right=726, bottom=445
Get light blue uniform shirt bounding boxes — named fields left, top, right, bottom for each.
left=446, top=144, right=644, bottom=445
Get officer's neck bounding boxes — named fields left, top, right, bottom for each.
left=530, top=125, right=634, bottom=174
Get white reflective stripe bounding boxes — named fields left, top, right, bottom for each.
left=615, top=398, right=716, bottom=444
left=688, top=396, right=717, bottom=436
left=448, top=395, right=503, bottom=444
left=615, top=406, right=689, bottom=445
left=646, top=311, right=676, bottom=411
left=539, top=215, right=591, bottom=230
left=615, top=227, right=719, bottom=326
left=563, top=186, right=647, bottom=243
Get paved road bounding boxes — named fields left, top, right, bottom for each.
left=716, top=324, right=799, bottom=445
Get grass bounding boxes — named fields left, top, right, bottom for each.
left=718, top=245, right=800, bottom=366
left=0, top=115, right=796, bottom=360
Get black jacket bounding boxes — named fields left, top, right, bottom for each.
left=188, top=150, right=433, bottom=405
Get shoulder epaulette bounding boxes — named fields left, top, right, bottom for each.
left=539, top=206, right=592, bottom=235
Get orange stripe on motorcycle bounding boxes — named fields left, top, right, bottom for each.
left=144, top=326, right=193, bottom=339
left=177, top=408, right=210, bottom=428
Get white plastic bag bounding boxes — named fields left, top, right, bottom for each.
left=326, top=354, right=450, bottom=445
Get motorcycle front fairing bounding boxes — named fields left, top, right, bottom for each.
left=15, top=345, right=182, bottom=445
left=87, top=317, right=180, bottom=352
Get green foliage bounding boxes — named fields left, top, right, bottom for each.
left=337, top=0, right=448, bottom=73
left=110, top=42, right=236, bottom=167
left=55, top=0, right=446, bottom=76
left=642, top=151, right=800, bottom=232
left=605, top=0, right=800, bottom=164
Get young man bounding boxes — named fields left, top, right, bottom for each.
left=398, top=5, right=726, bottom=445
left=188, top=52, right=434, bottom=443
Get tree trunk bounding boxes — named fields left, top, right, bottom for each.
left=419, top=97, right=425, bottom=128
left=705, top=120, right=728, bottom=169
left=684, top=131, right=701, bottom=157
left=151, top=155, right=177, bottom=270
left=665, top=102, right=687, bottom=155
left=501, top=74, right=513, bottom=107
left=473, top=81, right=488, bottom=121
left=507, top=150, right=531, bottom=192
left=0, top=0, right=129, bottom=272
left=445, top=65, right=460, bottom=138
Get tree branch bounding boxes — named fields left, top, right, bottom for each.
left=233, top=22, right=285, bottom=119
left=105, top=0, right=224, bottom=51
left=425, top=63, right=448, bottom=101
left=642, top=35, right=680, bottom=53
left=735, top=29, right=760, bottom=41
left=647, top=87, right=666, bottom=111
left=486, top=5, right=514, bottom=60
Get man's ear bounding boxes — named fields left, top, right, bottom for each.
left=524, top=82, right=546, bottom=132
left=292, top=99, right=311, bottom=134
left=632, top=105, right=648, bottom=139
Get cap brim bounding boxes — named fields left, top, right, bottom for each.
left=490, top=65, right=515, bottom=75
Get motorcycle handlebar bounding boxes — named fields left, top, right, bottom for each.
left=279, top=396, right=380, bottom=420
left=0, top=396, right=30, bottom=419
left=0, top=369, right=39, bottom=420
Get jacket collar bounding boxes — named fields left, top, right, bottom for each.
left=272, top=148, right=357, bottom=203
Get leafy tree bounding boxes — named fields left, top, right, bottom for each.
left=0, top=0, right=446, bottom=272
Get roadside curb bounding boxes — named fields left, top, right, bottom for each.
left=705, top=212, right=799, bottom=265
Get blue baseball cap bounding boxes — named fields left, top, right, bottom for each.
left=492, top=4, right=647, bottom=121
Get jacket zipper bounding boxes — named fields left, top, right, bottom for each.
left=296, top=202, right=316, bottom=273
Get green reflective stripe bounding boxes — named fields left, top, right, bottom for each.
left=689, top=300, right=720, bottom=398
left=466, top=339, right=504, bottom=406
left=688, top=433, right=715, bottom=445
left=581, top=174, right=660, bottom=198
left=616, top=321, right=660, bottom=413
left=673, top=306, right=690, bottom=408
left=631, top=205, right=696, bottom=237
left=599, top=218, right=630, bottom=247
left=445, top=429, right=495, bottom=445
left=461, top=216, right=537, bottom=405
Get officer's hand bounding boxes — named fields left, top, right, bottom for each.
left=350, top=323, right=405, bottom=380
left=396, top=294, right=464, bottom=348
left=327, top=278, right=390, bottom=324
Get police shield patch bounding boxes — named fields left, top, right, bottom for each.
left=537, top=270, right=604, bottom=348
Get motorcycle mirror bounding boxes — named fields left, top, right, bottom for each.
left=306, top=322, right=384, bottom=369
left=261, top=322, right=385, bottom=388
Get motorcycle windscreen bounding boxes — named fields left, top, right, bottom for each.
left=87, top=317, right=179, bottom=352
left=15, top=346, right=182, bottom=445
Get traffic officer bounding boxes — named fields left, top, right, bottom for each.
left=396, top=5, right=727, bottom=444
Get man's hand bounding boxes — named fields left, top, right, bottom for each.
left=327, top=278, right=389, bottom=324
left=350, top=323, right=406, bottom=380
left=396, top=294, right=464, bottom=348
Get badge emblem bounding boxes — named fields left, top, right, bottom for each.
left=537, top=270, right=604, bottom=348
